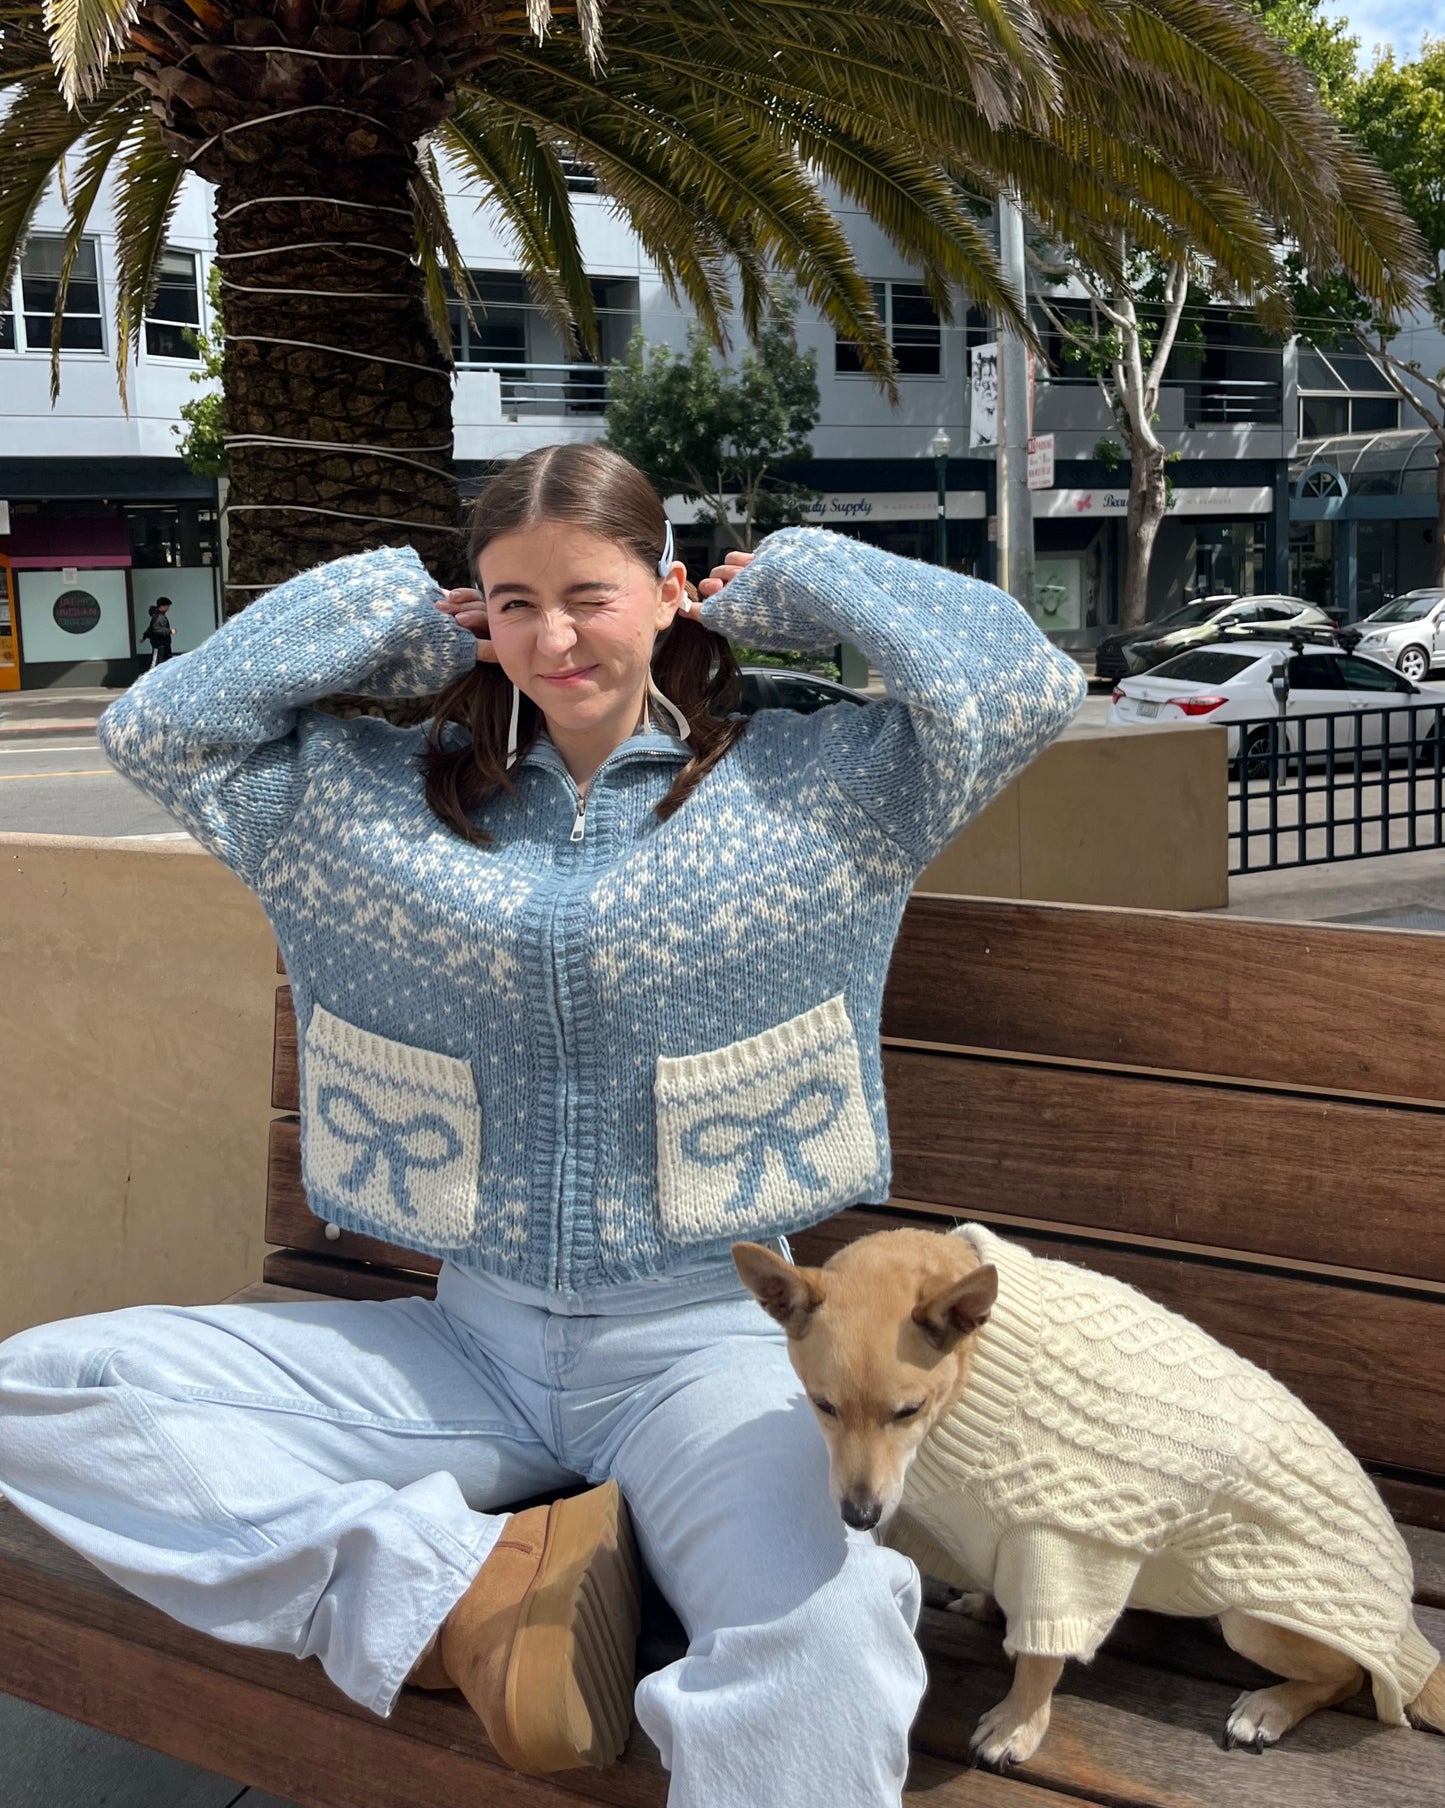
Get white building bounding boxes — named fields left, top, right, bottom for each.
left=2, top=160, right=1439, bottom=689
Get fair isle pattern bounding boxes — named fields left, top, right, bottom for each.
left=97, top=530, right=1085, bottom=1289
left=904, top=1226, right=1440, bottom=1722
left=302, top=1004, right=484, bottom=1248
left=654, top=995, right=879, bottom=1244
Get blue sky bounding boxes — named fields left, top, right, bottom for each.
left=1318, top=0, right=1438, bottom=62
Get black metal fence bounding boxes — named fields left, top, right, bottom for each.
left=1230, top=704, right=1445, bottom=874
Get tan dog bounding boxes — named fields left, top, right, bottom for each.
left=734, top=1227, right=1445, bottom=1768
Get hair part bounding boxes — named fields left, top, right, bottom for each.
left=420, top=444, right=745, bottom=845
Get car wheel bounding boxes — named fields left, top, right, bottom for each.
left=1398, top=645, right=1430, bottom=683
left=1239, top=725, right=1282, bottom=781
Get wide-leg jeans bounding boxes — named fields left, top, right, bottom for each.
left=0, top=1255, right=925, bottom=1807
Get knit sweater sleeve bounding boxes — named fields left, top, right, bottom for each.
left=700, top=527, right=1086, bottom=866
left=993, top=1524, right=1141, bottom=1663
left=97, top=546, right=477, bottom=884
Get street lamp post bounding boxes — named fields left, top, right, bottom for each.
left=929, top=428, right=952, bottom=566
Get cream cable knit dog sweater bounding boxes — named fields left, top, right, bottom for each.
left=893, top=1226, right=1439, bottom=1723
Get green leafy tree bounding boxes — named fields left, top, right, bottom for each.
left=1029, top=0, right=1395, bottom=627
left=3, top=0, right=1426, bottom=613
left=1338, top=44, right=1445, bottom=585
left=173, top=267, right=224, bottom=478
left=604, top=292, right=820, bottom=551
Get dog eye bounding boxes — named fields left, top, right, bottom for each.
left=811, top=1398, right=839, bottom=1419
left=893, top=1403, right=924, bottom=1422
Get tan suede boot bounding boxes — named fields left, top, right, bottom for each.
left=407, top=1481, right=641, bottom=1775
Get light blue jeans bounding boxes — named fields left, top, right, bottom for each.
left=0, top=1254, right=925, bottom=1806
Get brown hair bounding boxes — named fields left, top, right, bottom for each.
left=421, top=444, right=746, bottom=844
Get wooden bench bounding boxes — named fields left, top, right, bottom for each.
left=4, top=892, right=1445, bottom=1807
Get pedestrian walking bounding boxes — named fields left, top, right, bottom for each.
left=141, top=597, right=175, bottom=667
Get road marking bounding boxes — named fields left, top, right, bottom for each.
left=0, top=769, right=115, bottom=781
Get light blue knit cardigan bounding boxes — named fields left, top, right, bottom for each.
left=99, top=528, right=1085, bottom=1289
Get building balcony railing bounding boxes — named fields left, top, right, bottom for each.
left=1180, top=378, right=1283, bottom=426
left=456, top=361, right=610, bottom=417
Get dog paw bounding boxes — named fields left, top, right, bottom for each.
left=1224, top=1689, right=1288, bottom=1752
left=946, top=1589, right=1003, bottom=1624
left=968, top=1700, right=1049, bottom=1771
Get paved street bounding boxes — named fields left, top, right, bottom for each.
left=0, top=734, right=184, bottom=838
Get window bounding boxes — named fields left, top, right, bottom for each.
left=559, top=159, right=600, bottom=194
left=1152, top=650, right=1259, bottom=684
left=0, top=305, right=12, bottom=351
left=448, top=272, right=529, bottom=368
left=771, top=676, right=860, bottom=714
left=1339, top=655, right=1411, bottom=693
left=836, top=280, right=941, bottom=378
left=1297, top=336, right=1400, bottom=438
left=1287, top=655, right=1346, bottom=690
left=145, top=249, right=201, bottom=360
left=19, top=235, right=103, bottom=351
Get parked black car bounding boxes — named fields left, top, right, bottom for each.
left=733, top=667, right=871, bottom=716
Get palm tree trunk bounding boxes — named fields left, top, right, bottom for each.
left=212, top=127, right=460, bottom=608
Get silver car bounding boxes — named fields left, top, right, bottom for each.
left=1352, top=590, right=1445, bottom=684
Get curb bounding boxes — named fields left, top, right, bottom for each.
left=0, top=722, right=102, bottom=740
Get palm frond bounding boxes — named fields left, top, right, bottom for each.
left=110, top=111, right=184, bottom=405
left=0, top=70, right=138, bottom=301
left=435, top=96, right=596, bottom=355
left=42, top=0, right=136, bottom=104
left=412, top=144, right=468, bottom=361
left=45, top=86, right=134, bottom=400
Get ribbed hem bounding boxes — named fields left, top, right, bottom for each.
left=654, top=994, right=854, bottom=1095
left=1004, top=1614, right=1110, bottom=1661
left=910, top=1226, right=1042, bottom=1498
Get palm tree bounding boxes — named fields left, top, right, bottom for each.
left=1, top=0, right=1426, bottom=601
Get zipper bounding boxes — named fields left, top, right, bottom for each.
left=570, top=791, right=587, bottom=842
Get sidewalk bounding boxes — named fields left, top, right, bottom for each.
left=0, top=686, right=124, bottom=739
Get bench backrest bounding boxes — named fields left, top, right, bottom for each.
left=264, top=894, right=1445, bottom=1523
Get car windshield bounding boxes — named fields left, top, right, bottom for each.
left=1152, top=600, right=1228, bottom=630
left=1364, top=593, right=1441, bottom=623
left=1147, top=650, right=1259, bottom=684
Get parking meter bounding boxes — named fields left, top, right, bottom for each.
left=1270, top=655, right=1290, bottom=722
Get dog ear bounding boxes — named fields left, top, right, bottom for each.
left=912, top=1264, right=999, bottom=1352
left=732, top=1243, right=825, bottom=1335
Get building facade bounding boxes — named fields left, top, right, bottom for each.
left=2, top=163, right=1439, bottom=688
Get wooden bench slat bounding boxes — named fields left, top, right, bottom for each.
left=914, top=1602, right=1445, bottom=1808
left=273, top=984, right=297, bottom=1113
left=266, top=1118, right=441, bottom=1276
left=884, top=1048, right=1445, bottom=1287
left=887, top=897, right=1445, bottom=1107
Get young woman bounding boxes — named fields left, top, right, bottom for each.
left=0, top=445, right=1084, bottom=1806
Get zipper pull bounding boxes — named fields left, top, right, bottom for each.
left=570, top=795, right=587, bottom=842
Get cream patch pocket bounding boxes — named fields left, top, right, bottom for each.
left=654, top=995, right=880, bottom=1244
left=302, top=1003, right=482, bottom=1248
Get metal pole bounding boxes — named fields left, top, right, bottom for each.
left=935, top=453, right=948, bottom=565
left=997, top=193, right=1035, bottom=611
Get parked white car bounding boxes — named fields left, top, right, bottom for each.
left=1351, top=590, right=1445, bottom=683
left=1107, top=639, right=1445, bottom=769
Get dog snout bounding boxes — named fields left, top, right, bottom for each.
left=840, top=1495, right=883, bottom=1532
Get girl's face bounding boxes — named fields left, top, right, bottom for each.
left=477, top=521, right=685, bottom=743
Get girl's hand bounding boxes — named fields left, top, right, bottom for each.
left=435, top=587, right=500, bottom=663
left=697, top=549, right=755, bottom=600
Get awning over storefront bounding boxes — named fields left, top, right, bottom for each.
left=0, top=516, right=133, bottom=568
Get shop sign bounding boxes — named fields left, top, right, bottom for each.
left=53, top=589, right=102, bottom=635
left=1027, top=435, right=1055, bottom=490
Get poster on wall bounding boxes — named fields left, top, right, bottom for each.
left=1033, top=555, right=1084, bottom=633
left=969, top=343, right=1000, bottom=448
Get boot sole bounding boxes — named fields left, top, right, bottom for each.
left=502, top=1480, right=642, bottom=1773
